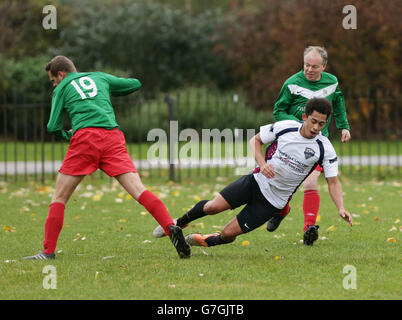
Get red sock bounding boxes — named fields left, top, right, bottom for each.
left=280, top=202, right=291, bottom=217
left=138, top=190, right=174, bottom=235
left=280, top=196, right=292, bottom=217
left=303, top=190, right=320, bottom=232
left=44, top=202, right=65, bottom=255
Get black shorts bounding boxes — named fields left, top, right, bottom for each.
left=220, top=174, right=281, bottom=233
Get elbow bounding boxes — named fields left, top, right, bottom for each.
left=134, top=79, right=142, bottom=89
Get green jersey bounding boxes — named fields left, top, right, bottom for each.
left=273, top=70, right=350, bottom=137
left=47, top=72, right=141, bottom=141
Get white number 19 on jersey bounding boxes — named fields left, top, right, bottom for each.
left=71, top=76, right=98, bottom=99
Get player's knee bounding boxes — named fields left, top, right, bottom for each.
left=203, top=201, right=220, bottom=215
left=220, top=231, right=236, bottom=243
left=303, top=179, right=318, bottom=190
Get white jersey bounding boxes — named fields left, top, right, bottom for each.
left=253, top=120, right=338, bottom=209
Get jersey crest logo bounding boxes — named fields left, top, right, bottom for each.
left=304, top=147, right=315, bottom=159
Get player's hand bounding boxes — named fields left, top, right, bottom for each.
left=339, top=209, right=353, bottom=226
left=260, top=164, right=275, bottom=179
left=341, top=129, right=351, bottom=142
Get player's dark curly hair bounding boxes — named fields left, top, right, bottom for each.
left=305, top=98, right=332, bottom=119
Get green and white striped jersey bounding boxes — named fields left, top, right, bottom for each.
left=273, top=70, right=350, bottom=137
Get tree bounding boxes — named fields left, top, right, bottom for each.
left=219, top=0, right=401, bottom=103
left=52, top=0, right=233, bottom=91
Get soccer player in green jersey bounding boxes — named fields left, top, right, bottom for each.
left=24, top=56, right=190, bottom=260
left=270, top=46, right=351, bottom=245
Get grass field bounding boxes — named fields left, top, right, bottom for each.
left=0, top=174, right=401, bottom=300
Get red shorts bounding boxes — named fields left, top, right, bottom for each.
left=60, top=127, right=137, bottom=177
left=314, top=164, right=324, bottom=172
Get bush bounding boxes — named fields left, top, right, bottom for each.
left=53, top=0, right=234, bottom=92
left=0, top=55, right=52, bottom=102
left=114, top=88, right=274, bottom=143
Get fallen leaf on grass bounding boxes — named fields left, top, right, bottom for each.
left=326, top=225, right=336, bottom=232
left=80, top=192, right=93, bottom=198
left=394, top=219, right=400, bottom=224
left=36, top=186, right=53, bottom=194
left=389, top=226, right=397, bottom=232
left=195, top=222, right=205, bottom=230
left=3, top=226, right=16, bottom=232
left=4, top=260, right=17, bottom=263
left=73, top=233, right=86, bottom=241
left=92, top=193, right=102, bottom=201
left=102, top=256, right=115, bottom=261
left=20, top=206, right=30, bottom=213
left=387, top=237, right=397, bottom=243
left=373, top=216, right=380, bottom=221
left=241, top=240, right=250, bottom=246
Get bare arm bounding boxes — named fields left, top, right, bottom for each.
left=327, top=176, right=353, bottom=226
left=249, top=133, right=275, bottom=178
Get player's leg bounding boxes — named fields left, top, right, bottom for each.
left=45, top=173, right=85, bottom=253
left=153, top=193, right=231, bottom=238
left=186, top=193, right=280, bottom=248
left=186, top=217, right=242, bottom=247
left=114, top=172, right=190, bottom=258
left=302, top=167, right=322, bottom=245
left=154, top=175, right=253, bottom=238
left=101, top=129, right=175, bottom=235
left=266, top=197, right=292, bottom=232
left=114, top=172, right=174, bottom=234
left=302, top=169, right=321, bottom=232
left=25, top=173, right=85, bottom=259
left=177, top=194, right=231, bottom=227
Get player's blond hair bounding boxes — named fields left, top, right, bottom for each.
left=304, top=46, right=328, bottom=66
left=45, top=56, right=77, bottom=76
